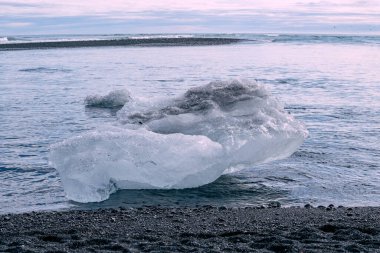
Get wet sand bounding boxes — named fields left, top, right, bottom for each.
left=0, top=38, right=243, bottom=51
left=1, top=205, right=379, bottom=252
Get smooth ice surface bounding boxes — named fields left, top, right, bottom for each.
left=50, top=128, right=224, bottom=202
left=50, top=80, right=308, bottom=202
left=85, top=90, right=131, bottom=108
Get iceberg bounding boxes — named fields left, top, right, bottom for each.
left=50, top=80, right=308, bottom=202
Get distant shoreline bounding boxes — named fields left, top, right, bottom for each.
left=0, top=37, right=244, bottom=51
left=1, top=206, right=379, bottom=252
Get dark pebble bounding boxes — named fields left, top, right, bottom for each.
left=268, top=202, right=281, bottom=208
left=304, top=204, right=313, bottom=209
left=71, top=235, right=80, bottom=240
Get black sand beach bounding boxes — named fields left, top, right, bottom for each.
left=0, top=38, right=243, bottom=51
left=1, top=206, right=379, bottom=252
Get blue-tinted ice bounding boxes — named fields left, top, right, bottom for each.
left=50, top=80, right=308, bottom=202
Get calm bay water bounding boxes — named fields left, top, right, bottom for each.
left=0, top=34, right=379, bottom=213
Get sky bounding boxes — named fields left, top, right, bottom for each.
left=1, top=0, right=380, bottom=35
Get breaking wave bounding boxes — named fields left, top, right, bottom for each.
left=50, top=80, right=308, bottom=203
left=0, top=36, right=18, bottom=44
left=0, top=37, right=9, bottom=44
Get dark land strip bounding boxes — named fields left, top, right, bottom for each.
left=1, top=206, right=379, bottom=252
left=0, top=38, right=244, bottom=51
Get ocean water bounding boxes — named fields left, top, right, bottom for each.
left=0, top=34, right=379, bottom=214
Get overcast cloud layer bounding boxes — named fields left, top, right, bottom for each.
left=1, top=0, right=379, bottom=35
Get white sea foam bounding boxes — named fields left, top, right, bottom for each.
left=84, top=90, right=131, bottom=108
left=0, top=37, right=9, bottom=44
left=50, top=80, right=308, bottom=202
left=128, top=34, right=194, bottom=40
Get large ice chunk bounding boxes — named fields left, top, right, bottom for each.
left=50, top=128, right=224, bottom=202
left=50, top=80, right=308, bottom=202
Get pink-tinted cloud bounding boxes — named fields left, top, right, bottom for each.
left=1, top=0, right=379, bottom=34
left=1, top=0, right=380, bottom=17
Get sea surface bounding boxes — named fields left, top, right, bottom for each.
left=1, top=33, right=379, bottom=214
